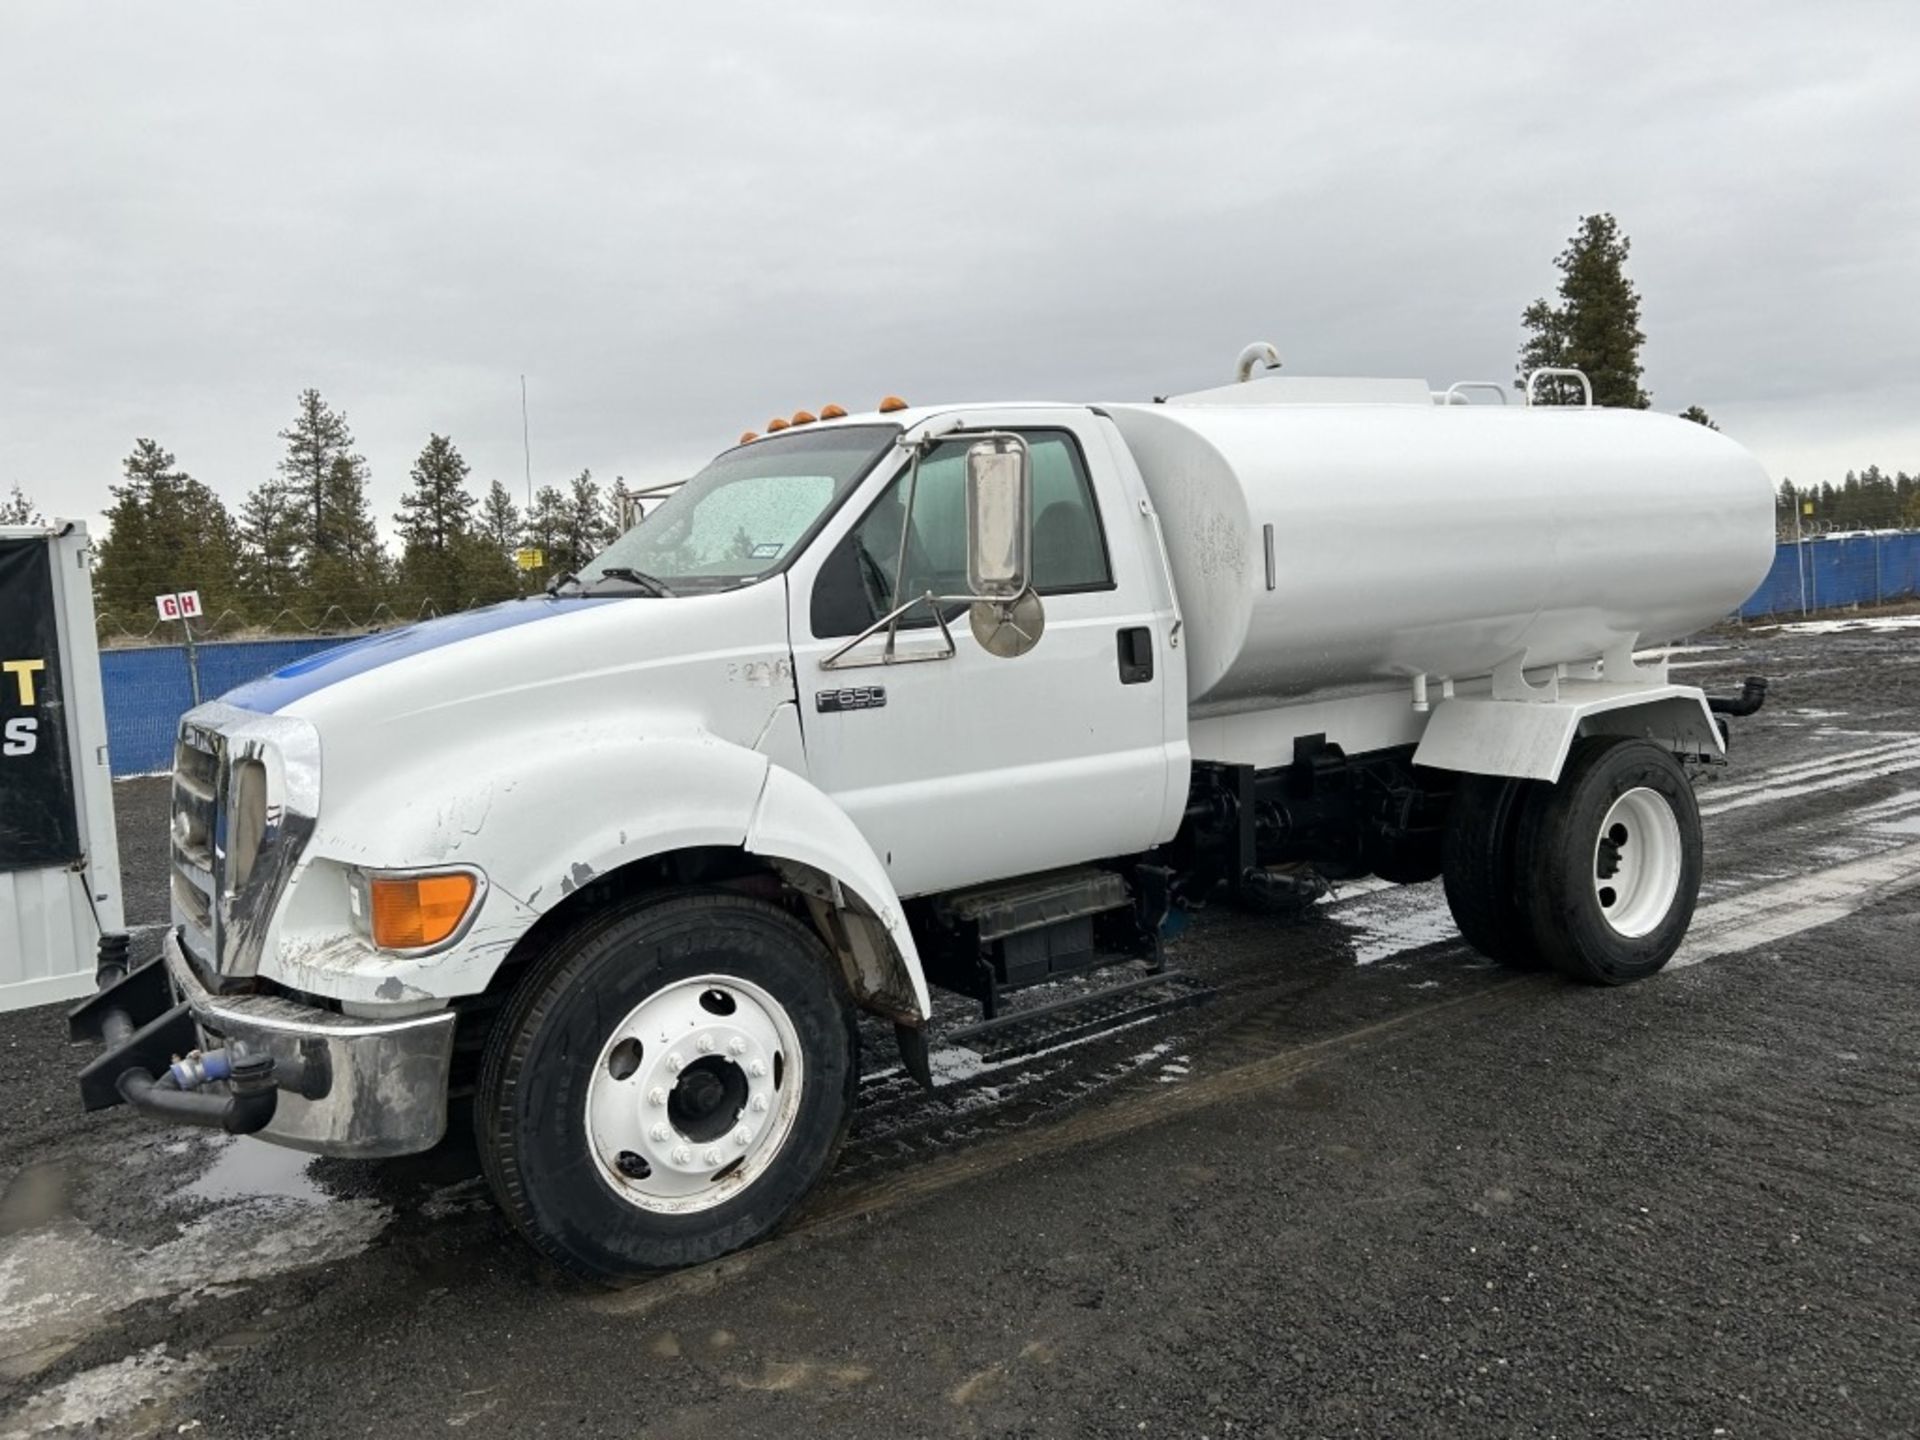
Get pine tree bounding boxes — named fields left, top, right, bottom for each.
left=236, top=478, right=303, bottom=611
left=395, top=434, right=481, bottom=612
left=563, top=468, right=611, bottom=570
left=277, top=389, right=359, bottom=562
left=395, top=435, right=476, bottom=555
left=523, top=484, right=572, bottom=585
left=0, top=484, right=41, bottom=524
left=1517, top=214, right=1650, bottom=409
left=94, top=439, right=242, bottom=626
left=1679, top=406, right=1717, bottom=430
left=480, top=480, right=522, bottom=556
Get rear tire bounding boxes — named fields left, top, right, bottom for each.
left=1518, top=737, right=1702, bottom=985
left=476, top=891, right=857, bottom=1282
left=1441, top=773, right=1549, bottom=967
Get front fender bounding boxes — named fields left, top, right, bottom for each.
left=272, top=725, right=926, bottom=1015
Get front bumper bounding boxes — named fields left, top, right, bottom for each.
left=71, top=930, right=457, bottom=1158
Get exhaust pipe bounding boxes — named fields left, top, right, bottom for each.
left=1708, top=676, right=1768, bottom=717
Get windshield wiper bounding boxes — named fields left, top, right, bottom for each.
left=589, top=565, right=676, bottom=598
left=545, top=570, right=580, bottom=596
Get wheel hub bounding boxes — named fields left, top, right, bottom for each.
left=585, top=975, right=801, bottom=1214
left=1591, top=787, right=1683, bottom=938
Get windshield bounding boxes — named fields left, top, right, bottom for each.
left=571, top=424, right=897, bottom=595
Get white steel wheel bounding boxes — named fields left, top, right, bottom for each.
left=585, top=974, right=804, bottom=1215
left=1518, top=737, right=1703, bottom=985
left=1591, top=786, right=1684, bottom=939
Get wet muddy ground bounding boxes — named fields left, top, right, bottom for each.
left=3, top=614, right=1918, bottom=1437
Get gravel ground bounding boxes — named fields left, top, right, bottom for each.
left=2, top=614, right=1918, bottom=1438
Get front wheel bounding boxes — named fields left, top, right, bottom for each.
left=477, top=892, right=857, bottom=1281
left=1518, top=738, right=1703, bottom=985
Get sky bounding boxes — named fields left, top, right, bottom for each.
left=3, top=1, right=1917, bottom=542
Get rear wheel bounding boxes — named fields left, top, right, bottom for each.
left=477, top=892, right=857, bottom=1281
left=1518, top=737, right=1702, bottom=985
left=1441, top=773, right=1549, bottom=967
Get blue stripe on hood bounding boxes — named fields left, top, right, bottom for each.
left=223, top=597, right=615, bottom=713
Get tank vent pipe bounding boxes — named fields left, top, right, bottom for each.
left=1411, top=674, right=1430, bottom=713
left=1235, top=342, right=1282, bottom=383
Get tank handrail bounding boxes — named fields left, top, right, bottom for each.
left=1442, top=381, right=1510, bottom=407
left=1523, top=368, right=1594, bottom=407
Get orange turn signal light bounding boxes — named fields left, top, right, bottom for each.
left=739, top=430, right=759, bottom=444
left=791, top=409, right=817, bottom=426
left=369, top=871, right=478, bottom=949
left=819, top=403, right=847, bottom=419
left=767, top=416, right=790, bottom=431
left=878, top=395, right=909, bottom=413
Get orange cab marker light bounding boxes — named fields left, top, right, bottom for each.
left=819, top=404, right=847, bottom=420
left=767, top=416, right=790, bottom=431
left=369, top=871, right=478, bottom=950
left=791, top=409, right=817, bottom=426
left=878, top=395, right=909, bottom=413
left=739, top=430, right=759, bottom=444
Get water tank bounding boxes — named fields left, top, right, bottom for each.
left=1105, top=396, right=1775, bottom=714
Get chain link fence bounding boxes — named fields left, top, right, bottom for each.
left=1738, top=534, right=1920, bottom=620
left=101, top=636, right=350, bottom=775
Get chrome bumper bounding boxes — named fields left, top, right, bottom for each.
left=164, top=931, right=456, bottom=1158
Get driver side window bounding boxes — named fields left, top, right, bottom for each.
left=809, top=429, right=1111, bottom=639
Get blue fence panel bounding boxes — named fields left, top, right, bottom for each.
left=1738, top=534, right=1920, bottom=619
left=100, top=635, right=352, bottom=776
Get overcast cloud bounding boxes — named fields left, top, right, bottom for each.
left=3, top=1, right=1917, bottom=538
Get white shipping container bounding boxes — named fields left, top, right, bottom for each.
left=1, top=523, right=124, bottom=1011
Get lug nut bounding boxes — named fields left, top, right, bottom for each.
left=734, top=1127, right=752, bottom=1147
left=648, top=1087, right=667, bottom=1107
left=727, top=1037, right=746, bottom=1056
left=671, top=1145, right=691, bottom=1165
left=751, top=1094, right=770, bottom=1113
left=650, top=1123, right=670, bottom=1142
left=666, top=1053, right=684, bottom=1074
left=696, top=1034, right=715, bottom=1054
left=749, top=1059, right=768, bottom=1078
left=703, top=1147, right=722, bottom=1166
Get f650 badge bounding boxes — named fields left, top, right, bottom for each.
left=815, top=685, right=886, bottom=714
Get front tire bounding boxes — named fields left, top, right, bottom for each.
left=1518, top=738, right=1702, bottom=985
left=477, top=892, right=857, bottom=1281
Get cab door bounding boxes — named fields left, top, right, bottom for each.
left=785, top=409, right=1183, bottom=900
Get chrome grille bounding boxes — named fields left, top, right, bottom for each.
left=166, top=704, right=320, bottom=978
left=170, top=724, right=224, bottom=961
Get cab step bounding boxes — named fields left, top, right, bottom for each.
left=921, top=865, right=1169, bottom=1019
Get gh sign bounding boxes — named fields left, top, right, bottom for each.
left=154, top=590, right=204, bottom=622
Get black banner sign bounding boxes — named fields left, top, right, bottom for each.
left=0, top=537, right=81, bottom=871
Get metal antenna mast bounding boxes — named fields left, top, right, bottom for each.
left=520, top=375, right=533, bottom=508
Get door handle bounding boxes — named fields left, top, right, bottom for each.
left=1116, top=627, right=1153, bottom=684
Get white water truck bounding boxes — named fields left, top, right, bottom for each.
left=72, top=353, right=1775, bottom=1279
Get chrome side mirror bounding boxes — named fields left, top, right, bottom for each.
left=965, top=438, right=1030, bottom=600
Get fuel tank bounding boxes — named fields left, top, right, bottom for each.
left=1105, top=392, right=1776, bottom=715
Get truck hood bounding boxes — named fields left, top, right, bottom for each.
left=220, top=581, right=800, bottom=788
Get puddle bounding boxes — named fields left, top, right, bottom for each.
left=183, top=1139, right=327, bottom=1206
left=0, top=1165, right=71, bottom=1239
left=0, top=1137, right=389, bottom=1381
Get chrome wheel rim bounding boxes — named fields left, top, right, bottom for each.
left=585, top=975, right=803, bottom=1215
left=1592, top=787, right=1683, bottom=938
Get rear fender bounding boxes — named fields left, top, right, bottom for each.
left=1413, top=682, right=1722, bottom=783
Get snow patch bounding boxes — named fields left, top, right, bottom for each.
left=0, top=1345, right=205, bottom=1439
